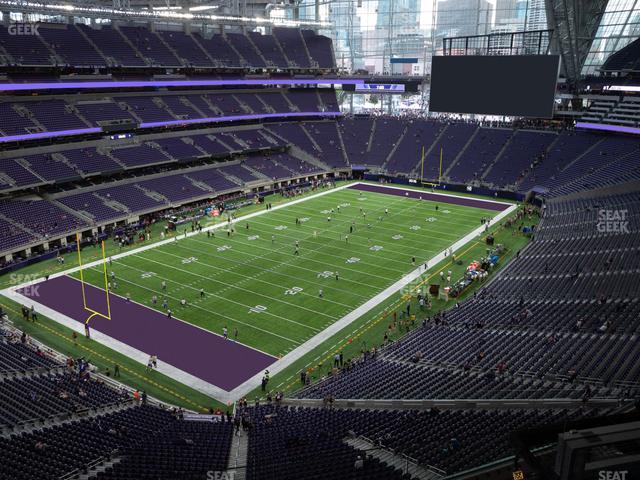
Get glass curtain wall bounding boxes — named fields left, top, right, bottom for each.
left=298, top=0, right=547, bottom=75
left=295, top=0, right=547, bottom=113
left=582, top=0, right=640, bottom=75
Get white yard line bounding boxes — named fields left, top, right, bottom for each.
left=2, top=288, right=235, bottom=401
left=71, top=268, right=305, bottom=343
left=263, top=197, right=471, bottom=239
left=102, top=256, right=328, bottom=327
left=1, top=182, right=518, bottom=404
left=224, top=200, right=517, bottom=400
left=361, top=182, right=515, bottom=208
left=188, top=228, right=404, bottom=282
left=4, top=183, right=355, bottom=290
left=170, top=239, right=364, bottom=306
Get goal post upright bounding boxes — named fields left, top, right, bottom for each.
left=76, top=233, right=112, bottom=325
left=420, top=144, right=439, bottom=188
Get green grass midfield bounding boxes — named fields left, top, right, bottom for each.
left=0, top=180, right=533, bottom=409
left=72, top=187, right=494, bottom=357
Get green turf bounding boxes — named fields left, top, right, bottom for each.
left=255, top=214, right=537, bottom=399
left=71, top=187, right=499, bottom=357
left=0, top=182, right=534, bottom=409
left=0, top=296, right=225, bottom=412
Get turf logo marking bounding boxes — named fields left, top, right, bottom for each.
left=247, top=235, right=260, bottom=241
left=141, top=272, right=156, bottom=279
left=274, top=225, right=288, bottom=230
left=299, top=217, right=310, bottom=223
left=249, top=305, right=268, bottom=314
left=320, top=209, right=331, bottom=214
left=216, top=245, right=232, bottom=252
left=181, top=257, right=198, bottom=264
left=345, top=257, right=360, bottom=264
left=284, top=287, right=304, bottom=295
left=410, top=225, right=421, bottom=230
left=442, top=209, right=451, bottom=214
left=426, top=217, right=437, bottom=222
left=392, top=234, right=403, bottom=240
left=317, top=271, right=334, bottom=279
left=369, top=245, right=384, bottom=251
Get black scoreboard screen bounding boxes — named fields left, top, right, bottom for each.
left=429, top=55, right=560, bottom=118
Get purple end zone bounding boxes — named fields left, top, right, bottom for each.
left=350, top=183, right=510, bottom=212
left=19, top=275, right=276, bottom=392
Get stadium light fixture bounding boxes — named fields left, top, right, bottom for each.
left=602, top=85, right=640, bottom=93
left=0, top=0, right=332, bottom=28
left=188, top=5, right=219, bottom=12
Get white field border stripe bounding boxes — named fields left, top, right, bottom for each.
left=359, top=181, right=515, bottom=208
left=225, top=201, right=518, bottom=400
left=5, top=289, right=235, bottom=402
left=2, top=182, right=354, bottom=291
left=64, top=274, right=286, bottom=354
left=1, top=182, right=517, bottom=403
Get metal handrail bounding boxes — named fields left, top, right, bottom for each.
left=354, top=434, right=447, bottom=477
left=1, top=399, right=134, bottom=434
left=58, top=448, right=120, bottom=480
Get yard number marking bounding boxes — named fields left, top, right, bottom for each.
left=284, top=287, right=304, bottom=295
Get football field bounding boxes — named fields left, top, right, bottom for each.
left=10, top=183, right=514, bottom=400
left=75, top=184, right=499, bottom=355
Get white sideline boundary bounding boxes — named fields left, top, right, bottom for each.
left=1, top=182, right=517, bottom=404
left=3, top=289, right=233, bottom=401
